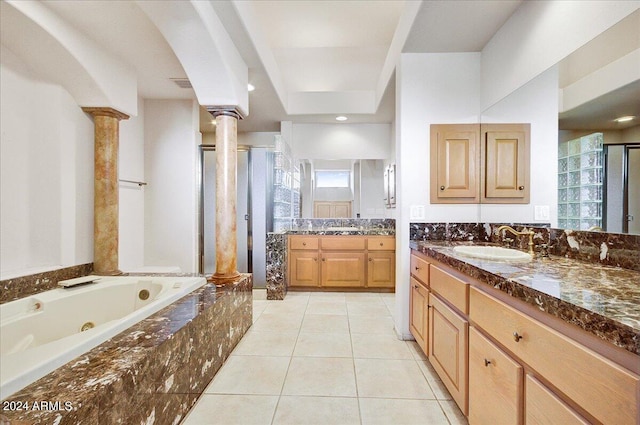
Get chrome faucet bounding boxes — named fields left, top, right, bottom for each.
left=496, top=225, right=535, bottom=256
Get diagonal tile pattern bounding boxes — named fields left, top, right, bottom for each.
left=184, top=290, right=467, bottom=425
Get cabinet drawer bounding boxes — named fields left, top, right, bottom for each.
left=367, top=236, right=395, bottom=251
left=525, top=375, right=588, bottom=425
left=410, top=253, right=430, bottom=284
left=470, top=287, right=639, bottom=425
left=469, top=326, right=523, bottom=425
left=321, top=236, right=366, bottom=251
left=430, top=265, right=469, bottom=314
left=289, top=236, right=319, bottom=250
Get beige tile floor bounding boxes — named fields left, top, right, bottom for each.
left=183, top=290, right=468, bottom=425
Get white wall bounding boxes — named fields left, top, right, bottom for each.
left=479, top=67, right=559, bottom=226
left=394, top=52, right=482, bottom=339
left=291, top=123, right=391, bottom=160
left=360, top=159, right=385, bottom=218
left=143, top=100, right=200, bottom=272
left=481, top=1, right=639, bottom=111
left=0, top=45, right=94, bottom=279
left=118, top=97, right=146, bottom=270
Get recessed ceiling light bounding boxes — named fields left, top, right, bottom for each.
left=336, top=116, right=348, bottom=121
left=247, top=83, right=255, bottom=92
left=614, top=115, right=636, bottom=123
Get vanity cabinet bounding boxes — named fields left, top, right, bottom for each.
left=409, top=248, right=639, bottom=424
left=288, top=235, right=395, bottom=290
left=430, top=123, right=530, bottom=204
left=469, top=286, right=638, bottom=425
left=409, top=252, right=431, bottom=352
left=469, top=326, right=523, bottom=425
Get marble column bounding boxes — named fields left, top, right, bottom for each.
left=82, top=107, right=129, bottom=276
left=208, top=111, right=242, bottom=284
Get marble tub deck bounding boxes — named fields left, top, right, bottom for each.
left=412, top=241, right=640, bottom=355
left=0, top=275, right=253, bottom=425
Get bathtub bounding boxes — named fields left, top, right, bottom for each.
left=0, top=275, right=207, bottom=399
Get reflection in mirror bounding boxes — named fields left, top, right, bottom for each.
left=298, top=159, right=386, bottom=218
left=481, top=10, right=639, bottom=234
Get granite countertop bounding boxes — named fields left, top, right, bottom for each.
left=273, top=228, right=396, bottom=236
left=411, top=241, right=640, bottom=355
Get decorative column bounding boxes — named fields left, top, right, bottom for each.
left=82, top=107, right=129, bottom=276
left=208, top=109, right=242, bottom=284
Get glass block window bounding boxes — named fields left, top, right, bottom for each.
left=558, top=133, right=604, bottom=230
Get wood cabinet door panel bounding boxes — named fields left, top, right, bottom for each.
left=430, top=124, right=480, bottom=203
left=410, top=277, right=429, bottom=353
left=482, top=123, right=530, bottom=203
left=367, top=252, right=395, bottom=288
left=469, top=326, right=523, bottom=425
left=429, top=294, right=469, bottom=415
left=321, top=252, right=365, bottom=287
left=289, top=251, right=319, bottom=287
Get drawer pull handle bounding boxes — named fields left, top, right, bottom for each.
left=513, top=332, right=523, bottom=342
left=369, top=258, right=373, bottom=262
left=518, top=186, right=525, bottom=190
left=414, top=266, right=420, bottom=271
left=484, top=359, right=491, bottom=367
left=440, top=186, right=445, bottom=190
left=322, top=258, right=326, bottom=262
left=414, top=285, right=418, bottom=289
left=314, top=258, right=317, bottom=262
left=380, top=242, right=384, bottom=246
left=303, top=242, right=306, bottom=246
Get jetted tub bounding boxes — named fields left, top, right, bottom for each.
left=0, top=275, right=207, bottom=399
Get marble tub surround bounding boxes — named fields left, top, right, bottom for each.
left=412, top=240, right=639, bottom=355
left=0, top=263, right=93, bottom=304
left=410, top=222, right=640, bottom=271
left=1, top=275, right=253, bottom=425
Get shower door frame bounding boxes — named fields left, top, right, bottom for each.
left=198, top=144, right=252, bottom=275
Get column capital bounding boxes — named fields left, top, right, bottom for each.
left=82, top=107, right=130, bottom=121
left=205, top=106, right=244, bottom=120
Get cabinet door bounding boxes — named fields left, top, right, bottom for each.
left=429, top=294, right=469, bottom=415
left=469, top=326, right=523, bottom=425
left=410, top=277, right=429, bottom=354
left=367, top=252, right=395, bottom=288
left=321, top=252, right=365, bottom=287
left=289, top=251, right=319, bottom=287
left=525, top=375, right=588, bottom=425
left=430, top=124, right=480, bottom=203
left=482, top=123, right=530, bottom=203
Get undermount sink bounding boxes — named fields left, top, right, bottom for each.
left=453, top=246, right=532, bottom=262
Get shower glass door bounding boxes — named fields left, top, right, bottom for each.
left=201, top=147, right=250, bottom=274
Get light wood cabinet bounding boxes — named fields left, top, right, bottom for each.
left=525, top=375, right=588, bottom=425
left=321, top=252, right=366, bottom=287
left=288, top=235, right=395, bottom=290
left=367, top=252, right=395, bottom=288
left=430, top=123, right=530, bottom=204
left=430, top=124, right=480, bottom=203
left=429, top=294, right=469, bottom=415
left=469, top=326, right=523, bottom=425
left=470, top=286, right=639, bottom=425
left=313, top=201, right=352, bottom=218
left=410, top=277, right=429, bottom=353
left=482, top=124, right=530, bottom=203
left=289, top=250, right=319, bottom=287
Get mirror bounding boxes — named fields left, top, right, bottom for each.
left=479, top=10, right=640, bottom=234
left=297, top=158, right=388, bottom=218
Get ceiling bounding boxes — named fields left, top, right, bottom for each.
left=34, top=1, right=638, bottom=133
